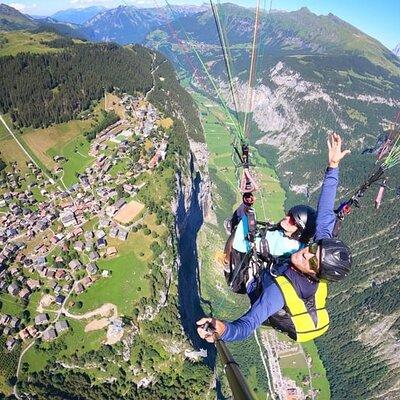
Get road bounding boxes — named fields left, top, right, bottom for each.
left=0, top=115, right=53, bottom=183
left=145, top=53, right=167, bottom=101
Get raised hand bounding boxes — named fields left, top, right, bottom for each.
left=328, top=133, right=351, bottom=168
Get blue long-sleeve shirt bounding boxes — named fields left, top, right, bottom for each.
left=221, top=167, right=339, bottom=342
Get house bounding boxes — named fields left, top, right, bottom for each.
left=85, top=241, right=94, bottom=252
left=19, top=329, right=30, bottom=341
left=117, top=229, right=128, bottom=241
left=35, top=256, right=47, bottom=267
left=114, top=198, right=126, bottom=211
left=72, top=227, right=83, bottom=237
left=35, top=313, right=49, bottom=325
left=86, top=262, right=98, bottom=275
left=106, top=247, right=118, bottom=257
left=45, top=269, right=56, bottom=279
left=26, top=279, right=40, bottom=291
left=97, top=237, right=107, bottom=248
left=55, top=269, right=66, bottom=280
left=60, top=211, right=77, bottom=228
left=55, top=320, right=69, bottom=334
left=0, top=314, right=11, bottom=325
left=89, top=251, right=99, bottom=261
left=19, top=288, right=31, bottom=300
left=98, top=219, right=110, bottom=228
left=55, top=294, right=65, bottom=306
left=9, top=317, right=20, bottom=329
left=62, top=284, right=71, bottom=294
left=7, top=283, right=19, bottom=296
left=82, top=276, right=92, bottom=288
left=95, top=229, right=106, bottom=239
left=36, top=265, right=46, bottom=276
left=84, top=231, right=94, bottom=240
left=5, top=337, right=16, bottom=351
left=42, top=327, right=57, bottom=341
left=26, top=325, right=38, bottom=337
left=74, top=282, right=84, bottom=294
left=69, top=259, right=82, bottom=270
left=109, top=226, right=119, bottom=238
left=74, top=241, right=84, bottom=252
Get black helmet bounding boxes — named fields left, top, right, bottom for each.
left=242, top=192, right=255, bottom=207
left=318, top=238, right=352, bottom=282
left=287, top=205, right=316, bottom=243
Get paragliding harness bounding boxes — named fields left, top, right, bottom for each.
left=225, top=218, right=280, bottom=294
left=234, top=144, right=259, bottom=193
left=224, top=143, right=267, bottom=293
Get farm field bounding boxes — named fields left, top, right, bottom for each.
left=22, top=319, right=106, bottom=374
left=23, top=117, right=99, bottom=170
left=20, top=100, right=105, bottom=186
left=57, top=134, right=94, bottom=187
left=301, top=341, right=330, bottom=399
left=0, top=115, right=30, bottom=172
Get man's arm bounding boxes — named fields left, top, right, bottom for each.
left=315, top=134, right=350, bottom=241
left=221, top=280, right=284, bottom=341
left=197, top=274, right=284, bottom=343
left=314, top=168, right=339, bottom=240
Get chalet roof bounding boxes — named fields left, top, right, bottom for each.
left=43, top=327, right=57, bottom=341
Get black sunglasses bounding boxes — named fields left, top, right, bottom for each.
left=308, top=242, right=319, bottom=272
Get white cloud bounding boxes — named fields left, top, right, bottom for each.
left=9, top=3, right=27, bottom=11
left=9, top=2, right=37, bottom=12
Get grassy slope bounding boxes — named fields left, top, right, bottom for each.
left=0, top=114, right=30, bottom=172
left=0, top=31, right=63, bottom=57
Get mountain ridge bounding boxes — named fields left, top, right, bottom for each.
left=51, top=6, right=107, bottom=25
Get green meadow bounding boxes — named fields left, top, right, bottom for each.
left=76, top=248, right=150, bottom=315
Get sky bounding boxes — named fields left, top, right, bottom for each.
left=4, top=0, right=400, bottom=50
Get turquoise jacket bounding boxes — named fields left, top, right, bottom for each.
left=232, top=217, right=303, bottom=256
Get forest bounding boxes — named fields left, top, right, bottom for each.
left=0, top=42, right=153, bottom=128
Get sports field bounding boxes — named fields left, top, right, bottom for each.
left=114, top=200, right=145, bottom=224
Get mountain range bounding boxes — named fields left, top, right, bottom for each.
left=51, top=6, right=107, bottom=25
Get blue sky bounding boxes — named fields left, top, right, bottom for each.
left=5, top=0, right=400, bottom=49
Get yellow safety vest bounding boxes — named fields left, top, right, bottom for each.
left=271, top=275, right=330, bottom=342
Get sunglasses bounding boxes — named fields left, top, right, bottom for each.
left=308, top=242, right=320, bottom=272
left=287, top=213, right=300, bottom=228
